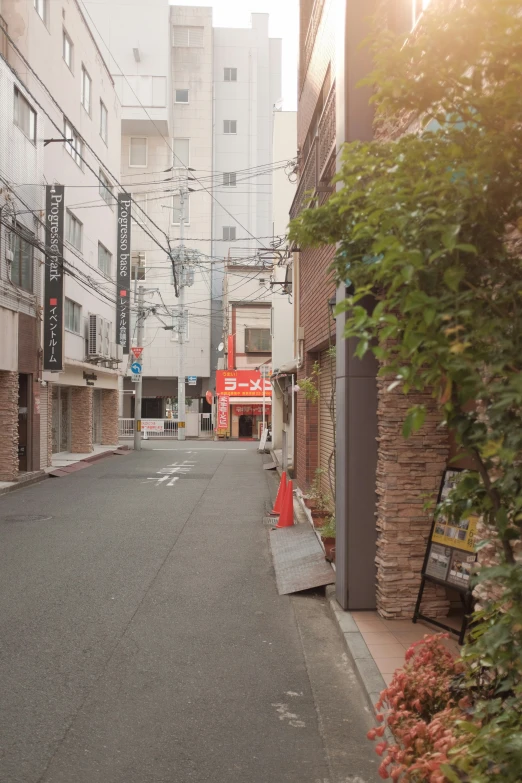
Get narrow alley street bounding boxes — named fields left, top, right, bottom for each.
left=0, top=444, right=378, bottom=783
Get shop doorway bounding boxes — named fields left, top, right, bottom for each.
left=52, top=386, right=71, bottom=453
left=239, top=415, right=253, bottom=438
left=92, top=390, right=103, bottom=444
left=18, top=374, right=30, bottom=472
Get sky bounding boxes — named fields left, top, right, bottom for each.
left=170, top=0, right=299, bottom=110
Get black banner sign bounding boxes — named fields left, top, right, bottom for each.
left=117, top=193, right=132, bottom=354
left=44, top=185, right=64, bottom=371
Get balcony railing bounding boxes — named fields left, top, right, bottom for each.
left=290, top=81, right=336, bottom=221
left=301, top=0, right=326, bottom=91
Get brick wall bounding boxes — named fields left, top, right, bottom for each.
left=0, top=371, right=18, bottom=481
left=298, top=0, right=336, bottom=148
left=101, top=389, right=119, bottom=445
left=375, top=378, right=450, bottom=618
left=71, top=387, right=93, bottom=453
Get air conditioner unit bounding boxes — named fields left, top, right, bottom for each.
left=88, top=314, right=103, bottom=358
left=5, top=248, right=13, bottom=262
left=110, top=343, right=123, bottom=362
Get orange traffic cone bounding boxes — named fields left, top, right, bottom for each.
left=271, top=471, right=287, bottom=515
left=276, top=480, right=294, bottom=528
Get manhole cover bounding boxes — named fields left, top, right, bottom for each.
left=1, top=514, right=52, bottom=523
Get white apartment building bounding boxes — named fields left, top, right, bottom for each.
left=87, top=1, right=213, bottom=419
left=0, top=38, right=44, bottom=480
left=211, top=14, right=282, bottom=389
left=1, top=0, right=123, bottom=462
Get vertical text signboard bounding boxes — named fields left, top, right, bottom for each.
left=117, top=193, right=131, bottom=354
left=44, top=185, right=65, bottom=371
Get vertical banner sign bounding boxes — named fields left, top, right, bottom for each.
left=44, top=185, right=65, bottom=371
left=217, top=395, right=229, bottom=430
left=117, top=193, right=132, bottom=354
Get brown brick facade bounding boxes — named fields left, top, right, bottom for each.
left=71, top=387, right=93, bottom=453
left=0, top=371, right=19, bottom=481
left=375, top=379, right=450, bottom=618
left=101, top=389, right=119, bottom=445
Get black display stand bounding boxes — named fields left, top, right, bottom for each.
left=413, top=469, right=476, bottom=645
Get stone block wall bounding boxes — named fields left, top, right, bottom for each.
left=375, top=377, right=450, bottom=618
left=101, top=389, right=119, bottom=445
left=71, top=387, right=93, bottom=453
left=0, top=371, right=18, bottom=481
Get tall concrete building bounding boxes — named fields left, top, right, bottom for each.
left=85, top=2, right=283, bottom=421
left=211, top=14, right=282, bottom=390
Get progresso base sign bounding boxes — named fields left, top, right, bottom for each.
left=44, top=185, right=65, bottom=371
left=117, top=193, right=132, bottom=354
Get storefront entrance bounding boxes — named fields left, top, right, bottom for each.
left=52, top=386, right=71, bottom=453
left=239, top=415, right=253, bottom=438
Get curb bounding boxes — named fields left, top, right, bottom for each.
left=0, top=471, right=48, bottom=497
left=326, top=585, right=386, bottom=717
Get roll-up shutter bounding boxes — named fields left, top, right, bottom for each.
left=319, top=348, right=335, bottom=499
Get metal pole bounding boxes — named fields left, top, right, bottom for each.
left=177, top=190, right=186, bottom=441
left=134, top=284, right=144, bottom=451
left=262, top=368, right=266, bottom=440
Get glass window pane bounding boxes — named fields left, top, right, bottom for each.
left=21, top=238, right=33, bottom=291
left=130, top=137, right=147, bottom=166
left=175, top=89, right=189, bottom=103
left=173, top=138, right=189, bottom=168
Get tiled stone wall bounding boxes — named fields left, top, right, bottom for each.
left=101, top=389, right=119, bottom=445
left=0, top=371, right=18, bottom=481
left=375, top=378, right=450, bottom=618
left=71, top=387, right=93, bottom=454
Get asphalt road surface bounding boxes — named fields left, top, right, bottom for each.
left=0, top=442, right=378, bottom=783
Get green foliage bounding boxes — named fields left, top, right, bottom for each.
left=319, top=515, right=336, bottom=539
left=297, top=360, right=320, bottom=404
left=289, top=1, right=522, bottom=779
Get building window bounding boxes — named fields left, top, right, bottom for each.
left=65, top=298, right=81, bottom=333
left=98, top=243, right=112, bottom=276
left=66, top=210, right=82, bottom=251
left=11, top=224, right=34, bottom=292
left=131, top=252, right=146, bottom=281
left=175, top=89, right=189, bottom=103
left=412, top=0, right=432, bottom=26
left=81, top=65, right=92, bottom=115
left=34, top=0, right=47, bottom=24
left=99, top=170, right=113, bottom=206
left=223, top=226, right=236, bottom=241
left=223, top=120, right=237, bottom=134
left=245, top=328, right=271, bottom=353
left=129, top=137, right=147, bottom=167
left=173, top=138, right=189, bottom=169
left=63, top=29, right=73, bottom=71
left=223, top=172, right=236, bottom=187
left=172, top=26, right=203, bottom=47
left=100, top=100, right=108, bottom=143
left=14, top=88, right=36, bottom=144
left=224, top=68, right=237, bottom=82
left=172, top=194, right=189, bottom=225
left=64, top=118, right=83, bottom=167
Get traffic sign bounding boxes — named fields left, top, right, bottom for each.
left=187, top=375, right=197, bottom=386
left=131, top=347, right=143, bottom=360
left=130, top=362, right=142, bottom=375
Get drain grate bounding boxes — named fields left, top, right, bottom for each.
left=2, top=514, right=52, bottom=523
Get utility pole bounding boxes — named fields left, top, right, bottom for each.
left=177, top=190, right=186, bottom=441
left=134, top=285, right=145, bottom=451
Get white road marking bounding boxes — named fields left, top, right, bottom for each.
left=271, top=703, right=306, bottom=728
left=152, top=448, right=246, bottom=451
left=167, top=476, right=179, bottom=486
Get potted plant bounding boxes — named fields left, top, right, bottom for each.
left=303, top=468, right=324, bottom=510
left=319, top=515, right=336, bottom=562
left=311, top=490, right=332, bottom=528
